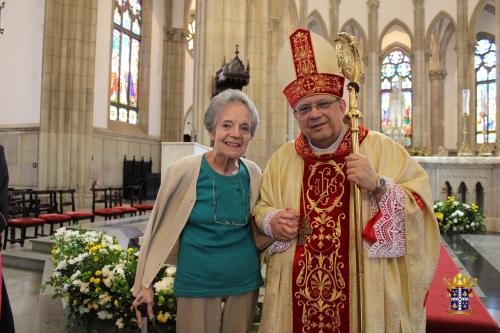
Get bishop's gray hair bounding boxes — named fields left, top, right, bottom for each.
left=204, top=89, right=259, bottom=137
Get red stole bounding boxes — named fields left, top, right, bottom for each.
left=292, top=126, right=368, bottom=333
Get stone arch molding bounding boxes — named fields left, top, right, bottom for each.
left=426, top=11, right=456, bottom=66
left=379, top=19, right=414, bottom=56
left=307, top=9, right=329, bottom=39
left=470, top=0, right=495, bottom=39
left=340, top=18, right=367, bottom=59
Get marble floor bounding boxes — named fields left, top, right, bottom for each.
left=2, top=232, right=500, bottom=332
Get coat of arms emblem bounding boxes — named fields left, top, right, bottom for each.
left=444, top=272, right=477, bottom=314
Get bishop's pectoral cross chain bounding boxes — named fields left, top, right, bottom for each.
left=297, top=216, right=313, bottom=245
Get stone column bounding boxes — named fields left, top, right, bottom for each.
left=161, top=27, right=186, bottom=141
left=365, top=0, right=380, bottom=129
left=428, top=69, right=447, bottom=153
left=412, top=0, right=426, bottom=149
left=38, top=0, right=97, bottom=193
left=496, top=0, right=500, bottom=155
left=329, top=0, right=341, bottom=39
left=299, top=0, right=308, bottom=27
left=456, top=0, right=472, bottom=151
left=193, top=0, right=255, bottom=147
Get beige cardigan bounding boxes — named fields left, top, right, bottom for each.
left=132, top=154, right=262, bottom=296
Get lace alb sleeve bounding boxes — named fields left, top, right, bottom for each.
left=363, top=178, right=406, bottom=258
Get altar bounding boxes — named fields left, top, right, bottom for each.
left=413, top=156, right=500, bottom=232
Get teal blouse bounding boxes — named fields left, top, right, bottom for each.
left=173, top=156, right=263, bottom=297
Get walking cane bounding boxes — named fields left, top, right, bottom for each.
left=334, top=32, right=365, bottom=333
left=138, top=303, right=149, bottom=333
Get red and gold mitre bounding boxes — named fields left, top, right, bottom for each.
left=278, top=28, right=345, bottom=108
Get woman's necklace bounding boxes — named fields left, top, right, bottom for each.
left=210, top=165, right=249, bottom=226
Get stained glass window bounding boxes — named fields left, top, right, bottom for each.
left=110, top=0, right=141, bottom=125
left=475, top=37, right=496, bottom=143
left=186, top=13, right=195, bottom=55
left=380, top=49, right=412, bottom=147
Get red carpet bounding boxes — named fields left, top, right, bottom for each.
left=426, top=244, right=499, bottom=333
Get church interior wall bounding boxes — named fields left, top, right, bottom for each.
left=0, top=0, right=44, bottom=126
left=475, top=5, right=496, bottom=35
left=425, top=3, right=456, bottom=33
left=469, top=0, right=485, bottom=22
left=148, top=0, right=164, bottom=137
left=379, top=0, right=414, bottom=34
left=91, top=130, right=160, bottom=188
left=184, top=50, right=194, bottom=117
left=445, top=33, right=459, bottom=150
left=307, top=9, right=329, bottom=38
left=339, top=0, right=368, bottom=35
left=92, top=0, right=113, bottom=129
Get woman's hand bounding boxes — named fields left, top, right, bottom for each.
left=270, top=208, right=300, bottom=242
left=132, top=287, right=154, bottom=328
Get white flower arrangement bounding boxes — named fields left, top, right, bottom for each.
left=433, top=196, right=486, bottom=234
left=43, top=228, right=177, bottom=332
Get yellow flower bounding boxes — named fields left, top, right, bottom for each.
left=435, top=212, right=444, bottom=221
left=156, top=311, right=169, bottom=323
left=93, top=278, right=101, bottom=285
left=89, top=277, right=95, bottom=283
left=128, top=248, right=134, bottom=254
left=95, top=270, right=102, bottom=276
left=114, top=299, right=120, bottom=308
left=88, top=303, right=99, bottom=310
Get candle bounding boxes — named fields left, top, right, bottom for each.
left=462, top=89, right=470, bottom=115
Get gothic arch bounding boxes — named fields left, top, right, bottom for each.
left=379, top=19, right=414, bottom=55
left=307, top=9, right=328, bottom=38
left=426, top=11, right=456, bottom=64
left=469, top=0, right=495, bottom=39
left=340, top=18, right=367, bottom=59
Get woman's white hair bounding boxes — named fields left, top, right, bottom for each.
left=204, top=89, right=259, bottom=137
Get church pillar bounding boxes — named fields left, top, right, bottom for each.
left=428, top=70, right=448, bottom=154
left=366, top=0, right=380, bottom=130
left=299, top=0, right=308, bottom=27
left=456, top=0, right=474, bottom=152
left=496, top=0, right=500, bottom=155
left=161, top=27, right=186, bottom=141
left=38, top=0, right=97, bottom=193
left=193, top=0, right=248, bottom=146
left=329, top=0, right=341, bottom=40
left=413, top=0, right=426, bottom=149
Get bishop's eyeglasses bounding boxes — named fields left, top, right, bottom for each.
left=294, top=99, right=339, bottom=116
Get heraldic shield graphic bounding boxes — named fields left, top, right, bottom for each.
left=444, top=272, right=477, bottom=315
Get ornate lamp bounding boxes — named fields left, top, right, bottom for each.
left=212, top=45, right=250, bottom=96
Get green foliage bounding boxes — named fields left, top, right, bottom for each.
left=433, top=196, right=486, bottom=234
left=407, top=147, right=428, bottom=156
left=43, top=228, right=176, bottom=331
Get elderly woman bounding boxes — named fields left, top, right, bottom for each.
left=132, top=89, right=263, bottom=333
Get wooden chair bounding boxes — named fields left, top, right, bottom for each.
left=34, top=190, right=72, bottom=234
left=91, top=188, right=122, bottom=220
left=3, top=190, right=45, bottom=249
left=109, top=187, right=138, bottom=217
left=58, top=189, right=94, bottom=224
left=129, top=186, right=154, bottom=215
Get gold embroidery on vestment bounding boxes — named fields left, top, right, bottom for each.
left=294, top=160, right=348, bottom=331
